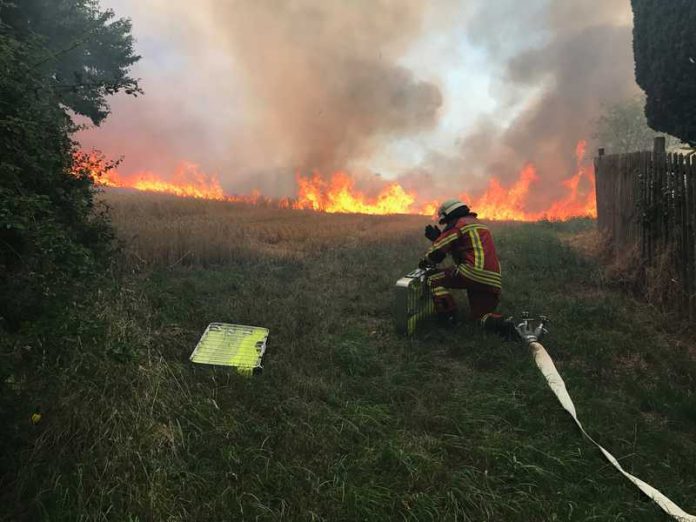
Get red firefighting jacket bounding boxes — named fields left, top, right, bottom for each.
left=425, top=216, right=502, bottom=289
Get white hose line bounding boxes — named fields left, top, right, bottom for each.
left=529, top=341, right=696, bottom=522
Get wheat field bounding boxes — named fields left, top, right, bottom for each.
left=101, top=189, right=428, bottom=268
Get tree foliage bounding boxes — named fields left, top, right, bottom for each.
left=2, top=0, right=141, bottom=123
left=632, top=0, right=696, bottom=146
left=593, top=95, right=680, bottom=154
left=0, top=0, right=140, bottom=329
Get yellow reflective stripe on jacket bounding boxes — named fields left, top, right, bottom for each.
left=428, top=223, right=488, bottom=255
left=429, top=231, right=459, bottom=252
left=468, top=229, right=485, bottom=269
left=457, top=264, right=502, bottom=288
left=459, top=223, right=489, bottom=234
left=427, top=272, right=446, bottom=282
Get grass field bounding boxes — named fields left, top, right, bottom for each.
left=2, top=190, right=695, bottom=521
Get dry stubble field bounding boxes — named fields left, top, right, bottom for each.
left=103, top=190, right=428, bottom=268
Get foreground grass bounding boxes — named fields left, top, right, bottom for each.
left=1, top=207, right=695, bottom=521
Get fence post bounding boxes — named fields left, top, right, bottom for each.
left=654, top=136, right=666, bottom=154
left=595, top=148, right=606, bottom=233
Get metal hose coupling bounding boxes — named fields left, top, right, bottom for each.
left=514, top=312, right=549, bottom=345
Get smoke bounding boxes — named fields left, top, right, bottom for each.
left=209, top=1, right=442, bottom=174
left=81, top=0, right=637, bottom=206
left=80, top=0, right=442, bottom=195
left=497, top=2, right=635, bottom=192
left=401, top=0, right=637, bottom=208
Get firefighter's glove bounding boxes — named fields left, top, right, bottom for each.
left=418, top=258, right=433, bottom=270
left=424, top=225, right=441, bottom=241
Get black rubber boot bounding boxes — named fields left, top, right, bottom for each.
left=436, top=311, right=459, bottom=328
left=481, top=314, right=519, bottom=341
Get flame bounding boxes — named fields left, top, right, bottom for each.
left=74, top=151, right=263, bottom=204
left=459, top=164, right=539, bottom=221
left=76, top=141, right=597, bottom=221
left=542, top=139, right=596, bottom=220
left=294, top=171, right=419, bottom=215
left=113, top=163, right=228, bottom=200
left=576, top=139, right=587, bottom=163
left=457, top=140, right=595, bottom=221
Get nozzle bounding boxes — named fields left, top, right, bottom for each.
left=514, top=313, right=550, bottom=345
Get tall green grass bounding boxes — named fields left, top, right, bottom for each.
left=1, top=213, right=694, bottom=521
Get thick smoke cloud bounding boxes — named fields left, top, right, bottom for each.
left=208, top=0, right=442, bottom=174
left=81, top=0, right=637, bottom=205
left=398, top=0, right=636, bottom=208
left=80, top=0, right=442, bottom=195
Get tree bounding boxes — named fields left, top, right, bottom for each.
left=0, top=0, right=140, bottom=329
left=632, top=0, right=696, bottom=146
left=593, top=95, right=680, bottom=153
left=2, top=0, right=141, bottom=124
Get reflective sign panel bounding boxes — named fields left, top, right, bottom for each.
left=190, top=323, right=268, bottom=376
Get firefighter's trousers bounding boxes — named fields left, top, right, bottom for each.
left=426, top=266, right=500, bottom=320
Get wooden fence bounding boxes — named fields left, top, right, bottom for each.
left=595, top=138, right=696, bottom=318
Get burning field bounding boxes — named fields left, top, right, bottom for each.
left=80, top=138, right=596, bottom=221
left=95, top=139, right=594, bottom=271
left=75, top=1, right=632, bottom=226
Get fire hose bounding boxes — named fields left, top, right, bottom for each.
left=394, top=269, right=694, bottom=518
left=515, top=315, right=695, bottom=522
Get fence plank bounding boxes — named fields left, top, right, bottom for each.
left=595, top=144, right=696, bottom=319
left=686, top=154, right=693, bottom=319
left=676, top=155, right=684, bottom=307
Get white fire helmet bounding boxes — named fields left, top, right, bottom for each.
left=438, top=199, right=467, bottom=224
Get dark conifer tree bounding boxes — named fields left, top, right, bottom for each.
left=632, top=0, right=696, bottom=145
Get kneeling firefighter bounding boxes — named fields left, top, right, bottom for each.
left=418, top=199, right=512, bottom=336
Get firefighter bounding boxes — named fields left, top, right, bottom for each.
left=419, top=199, right=513, bottom=336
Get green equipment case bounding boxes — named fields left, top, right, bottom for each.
left=394, top=268, right=435, bottom=336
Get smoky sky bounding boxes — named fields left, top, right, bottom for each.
left=80, top=0, right=637, bottom=203
left=397, top=0, right=637, bottom=207
left=209, top=0, right=442, bottom=174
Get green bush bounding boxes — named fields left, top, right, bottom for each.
left=0, top=0, right=139, bottom=330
